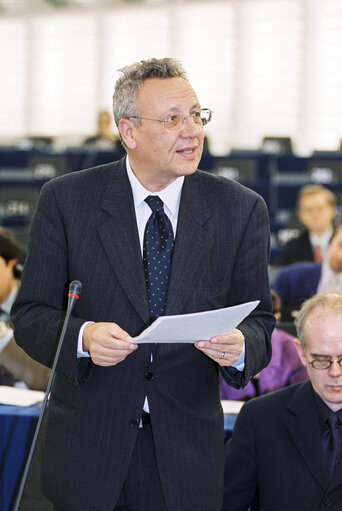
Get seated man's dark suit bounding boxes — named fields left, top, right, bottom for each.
left=223, top=381, right=342, bottom=511
left=277, top=229, right=314, bottom=266
left=273, top=262, right=321, bottom=311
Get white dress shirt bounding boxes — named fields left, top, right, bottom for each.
left=0, top=284, right=18, bottom=352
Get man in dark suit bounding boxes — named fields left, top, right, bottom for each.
left=223, top=291, right=342, bottom=511
left=277, top=184, right=336, bottom=266
left=273, top=223, right=342, bottom=312
left=11, top=58, right=274, bottom=511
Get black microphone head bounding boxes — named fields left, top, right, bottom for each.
left=69, top=280, right=82, bottom=298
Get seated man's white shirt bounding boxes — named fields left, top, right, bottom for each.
left=0, top=284, right=18, bottom=352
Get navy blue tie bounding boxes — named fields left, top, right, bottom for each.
left=322, top=412, right=342, bottom=478
left=143, top=196, right=174, bottom=325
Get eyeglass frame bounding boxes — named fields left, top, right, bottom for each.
left=307, top=357, right=342, bottom=370
left=127, top=108, right=213, bottom=131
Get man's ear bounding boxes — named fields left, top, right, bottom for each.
left=294, top=338, right=307, bottom=367
left=8, top=258, right=18, bottom=271
left=118, top=118, right=136, bottom=150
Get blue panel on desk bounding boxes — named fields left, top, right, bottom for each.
left=0, top=185, right=40, bottom=223
left=28, top=154, right=68, bottom=181
left=0, top=404, right=40, bottom=511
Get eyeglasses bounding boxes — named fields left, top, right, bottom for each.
left=308, top=358, right=342, bottom=370
left=128, top=108, right=213, bottom=132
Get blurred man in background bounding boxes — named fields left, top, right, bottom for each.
left=277, top=184, right=336, bottom=266
left=83, top=109, right=122, bottom=151
left=0, top=227, right=49, bottom=390
left=274, top=223, right=342, bottom=314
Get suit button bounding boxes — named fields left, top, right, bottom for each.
left=129, top=419, right=140, bottom=428
left=324, top=499, right=332, bottom=507
left=145, top=372, right=154, bottom=381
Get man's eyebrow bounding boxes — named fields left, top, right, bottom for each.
left=310, top=353, right=342, bottom=358
left=163, top=103, right=201, bottom=115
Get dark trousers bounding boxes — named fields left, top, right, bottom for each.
left=114, top=422, right=168, bottom=511
left=54, top=422, right=167, bottom=511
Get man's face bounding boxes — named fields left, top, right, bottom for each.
left=328, top=229, right=342, bottom=273
left=122, top=77, right=204, bottom=191
left=295, top=311, right=342, bottom=411
left=298, top=193, right=335, bottom=235
left=0, top=256, right=16, bottom=304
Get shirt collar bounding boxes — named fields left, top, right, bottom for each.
left=1, top=282, right=19, bottom=316
left=310, top=228, right=334, bottom=247
left=312, top=386, right=342, bottom=430
left=125, top=156, right=184, bottom=217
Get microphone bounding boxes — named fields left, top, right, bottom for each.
left=13, top=280, right=82, bottom=511
left=67, top=280, right=82, bottom=310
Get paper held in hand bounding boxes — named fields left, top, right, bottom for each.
left=133, top=300, right=259, bottom=344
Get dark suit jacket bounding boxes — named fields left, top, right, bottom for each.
left=12, top=157, right=274, bottom=511
left=223, top=381, right=342, bottom=511
left=273, top=261, right=321, bottom=310
left=276, top=230, right=314, bottom=266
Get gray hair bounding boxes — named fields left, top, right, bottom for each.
left=112, top=57, right=188, bottom=128
left=295, top=292, right=342, bottom=347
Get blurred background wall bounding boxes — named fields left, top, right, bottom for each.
left=1, top=0, right=342, bottom=156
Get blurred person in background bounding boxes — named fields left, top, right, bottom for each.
left=0, top=227, right=49, bottom=390
left=83, top=109, right=122, bottom=151
left=277, top=184, right=336, bottom=266
left=274, top=223, right=342, bottom=315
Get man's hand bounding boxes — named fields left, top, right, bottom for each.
left=194, top=329, right=244, bottom=367
left=83, top=322, right=137, bottom=367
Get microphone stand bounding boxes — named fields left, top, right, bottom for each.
left=12, top=280, right=82, bottom=511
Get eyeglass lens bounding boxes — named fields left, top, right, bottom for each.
left=164, top=110, right=211, bottom=130
left=310, top=358, right=342, bottom=369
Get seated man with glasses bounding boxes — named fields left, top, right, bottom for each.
left=223, top=291, right=342, bottom=511
left=12, top=57, right=274, bottom=511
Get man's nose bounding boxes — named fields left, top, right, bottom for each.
left=329, top=360, right=342, bottom=376
left=180, top=115, right=201, bottom=135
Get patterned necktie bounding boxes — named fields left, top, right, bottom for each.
left=143, top=196, right=174, bottom=322
left=322, top=412, right=342, bottom=478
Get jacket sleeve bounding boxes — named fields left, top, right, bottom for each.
left=221, top=194, right=275, bottom=389
left=11, top=180, right=90, bottom=385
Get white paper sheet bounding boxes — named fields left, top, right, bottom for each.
left=133, top=300, right=259, bottom=343
left=0, top=385, right=45, bottom=406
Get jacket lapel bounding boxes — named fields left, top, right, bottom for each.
left=165, top=172, right=212, bottom=316
left=97, top=159, right=149, bottom=324
left=286, top=382, right=327, bottom=489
